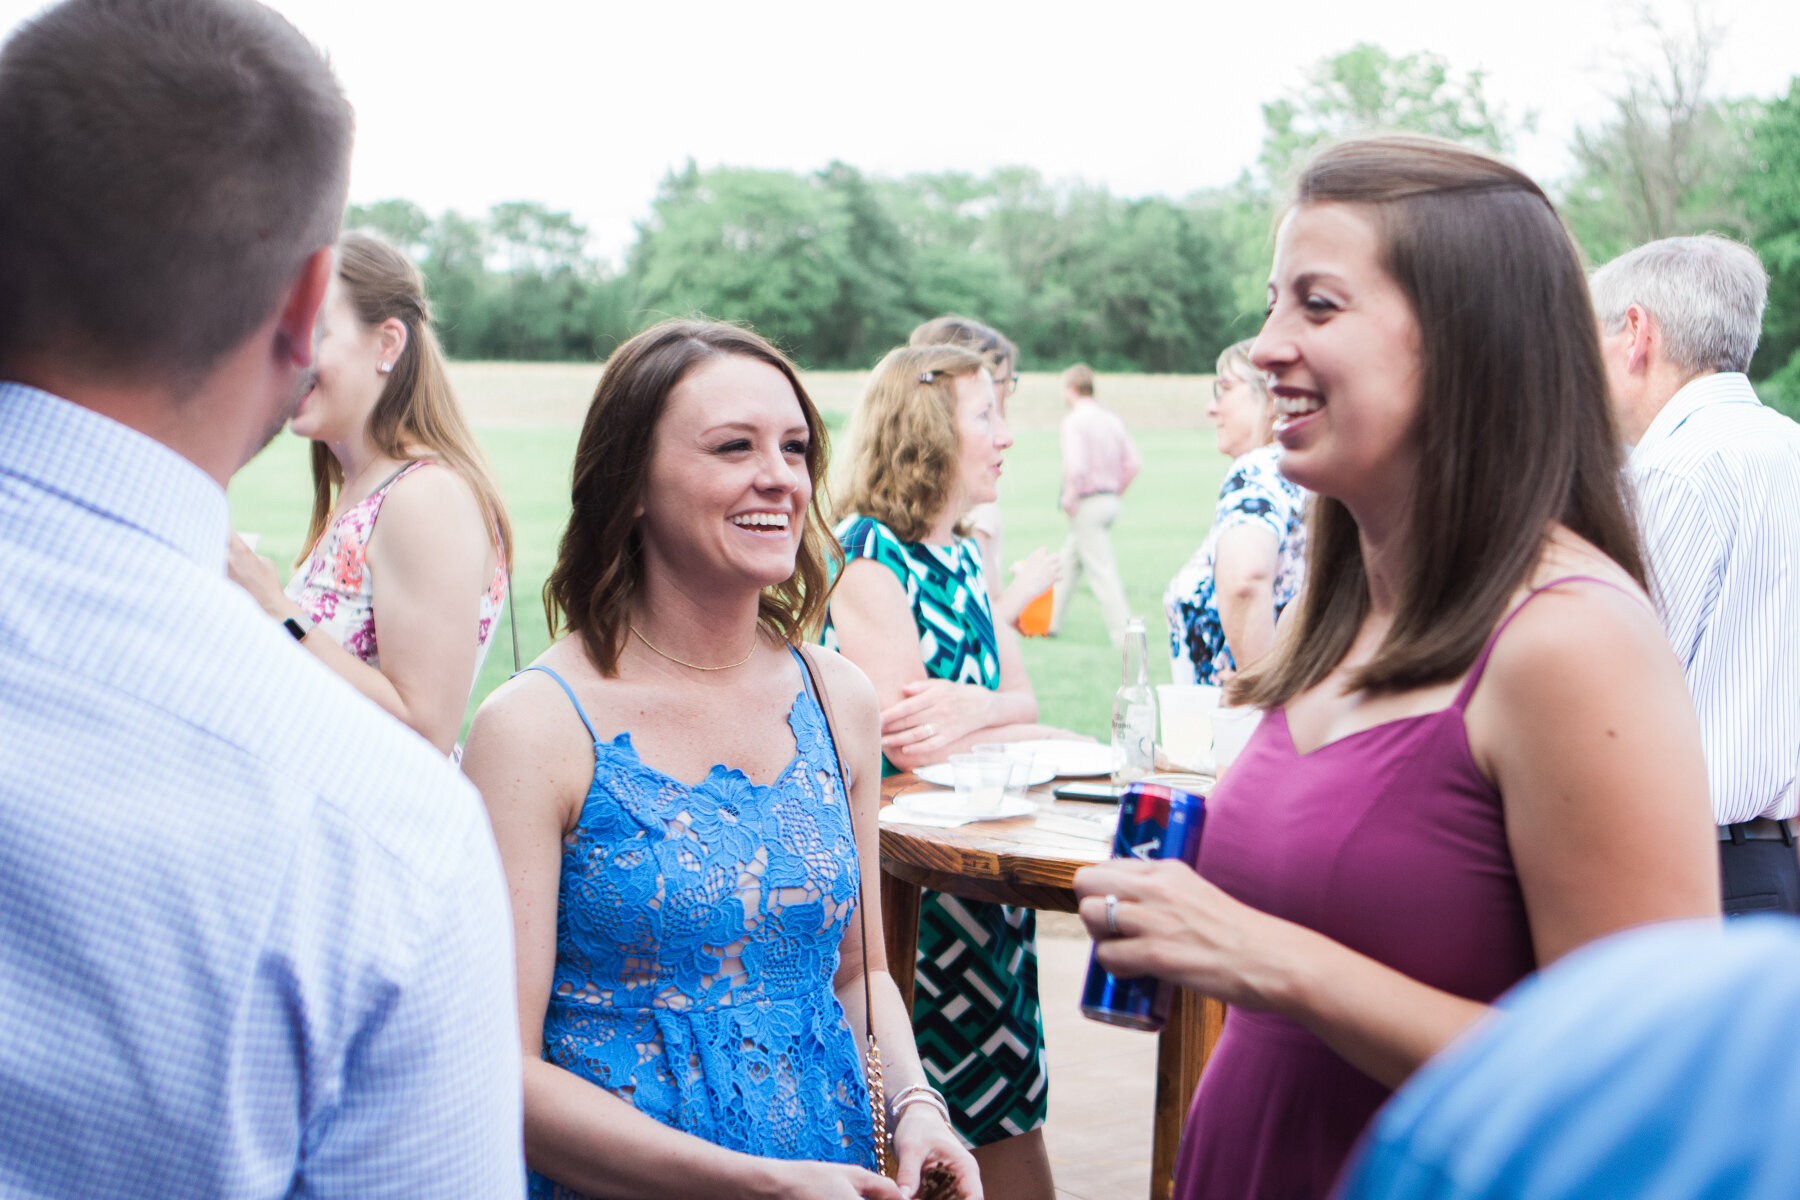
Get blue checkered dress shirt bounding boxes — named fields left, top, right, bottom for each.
left=0, top=383, right=525, bottom=1197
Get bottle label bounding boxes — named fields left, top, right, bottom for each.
left=1113, top=703, right=1156, bottom=783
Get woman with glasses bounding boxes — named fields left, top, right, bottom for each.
left=908, top=315, right=1060, bottom=631
left=1163, top=339, right=1308, bottom=684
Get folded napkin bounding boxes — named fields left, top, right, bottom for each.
left=880, top=803, right=1018, bottom=829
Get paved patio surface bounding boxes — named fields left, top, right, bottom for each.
left=1037, top=912, right=1162, bottom=1200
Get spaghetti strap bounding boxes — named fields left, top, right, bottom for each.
left=370, top=459, right=429, bottom=496
left=1452, top=574, right=1641, bottom=710
left=789, top=644, right=818, bottom=702
left=514, top=664, right=600, bottom=743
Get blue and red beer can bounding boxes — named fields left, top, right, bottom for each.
left=1079, top=781, right=1207, bottom=1032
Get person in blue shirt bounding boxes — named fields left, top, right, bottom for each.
left=1336, top=918, right=1800, bottom=1200
left=0, top=2, right=524, bottom=1196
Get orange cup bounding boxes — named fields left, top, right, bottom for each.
left=1016, top=586, right=1055, bottom=637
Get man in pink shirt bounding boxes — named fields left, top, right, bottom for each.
left=1051, top=364, right=1141, bottom=645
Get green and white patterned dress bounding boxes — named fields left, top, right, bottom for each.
left=824, top=514, right=1048, bottom=1147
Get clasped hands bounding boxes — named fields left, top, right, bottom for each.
left=878, top=679, right=995, bottom=758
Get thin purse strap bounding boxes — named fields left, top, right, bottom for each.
left=795, top=645, right=877, bottom=1040
left=507, top=562, right=520, bottom=674
left=795, top=643, right=888, bottom=1168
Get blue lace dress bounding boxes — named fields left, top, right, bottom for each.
left=521, top=650, right=877, bottom=1200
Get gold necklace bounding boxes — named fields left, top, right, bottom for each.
left=629, top=623, right=758, bottom=671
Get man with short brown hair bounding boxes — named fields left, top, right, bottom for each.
left=0, top=2, right=524, bottom=1194
left=1051, top=363, right=1140, bottom=645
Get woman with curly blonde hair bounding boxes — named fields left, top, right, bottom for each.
left=826, top=343, right=1085, bottom=1200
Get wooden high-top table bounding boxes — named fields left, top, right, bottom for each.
left=878, top=774, right=1226, bottom=1200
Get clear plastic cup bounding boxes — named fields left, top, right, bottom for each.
left=1210, top=707, right=1263, bottom=775
left=949, top=752, right=1011, bottom=814
left=1156, top=684, right=1221, bottom=772
left=972, top=742, right=1037, bottom=801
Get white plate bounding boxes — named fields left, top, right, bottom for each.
left=889, top=788, right=1038, bottom=823
left=1005, top=739, right=1114, bottom=778
left=914, top=760, right=1056, bottom=789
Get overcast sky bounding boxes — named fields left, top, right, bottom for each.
left=4, top=0, right=1797, bottom=261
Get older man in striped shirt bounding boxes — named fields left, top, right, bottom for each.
left=1593, top=235, right=1800, bottom=916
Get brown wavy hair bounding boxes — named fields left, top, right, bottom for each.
left=1231, top=135, right=1645, bottom=708
left=544, top=319, right=839, bottom=676
left=300, top=233, right=512, bottom=569
left=837, top=344, right=988, bottom=542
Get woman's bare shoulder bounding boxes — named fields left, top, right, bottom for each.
left=365, top=462, right=494, bottom=581
left=463, top=644, right=605, bottom=801
left=1486, top=534, right=1672, bottom=699
left=802, top=642, right=880, bottom=724
left=381, top=460, right=486, bottom=522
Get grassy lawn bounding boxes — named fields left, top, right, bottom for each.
left=227, top=379, right=1227, bottom=742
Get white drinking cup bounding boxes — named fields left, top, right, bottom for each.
left=1209, top=707, right=1263, bottom=776
left=1156, top=684, right=1221, bottom=772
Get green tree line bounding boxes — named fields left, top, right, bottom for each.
left=347, top=33, right=1800, bottom=413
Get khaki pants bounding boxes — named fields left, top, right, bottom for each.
left=1051, top=492, right=1130, bottom=645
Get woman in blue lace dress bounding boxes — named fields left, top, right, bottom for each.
left=462, top=321, right=979, bottom=1200
left=1163, top=339, right=1308, bottom=684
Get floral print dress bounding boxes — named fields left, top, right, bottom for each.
left=285, top=460, right=507, bottom=689
left=1164, top=443, right=1308, bottom=685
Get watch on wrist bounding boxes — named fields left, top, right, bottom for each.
left=282, top=614, right=316, bottom=642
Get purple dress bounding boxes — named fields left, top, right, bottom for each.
left=1173, top=584, right=1611, bottom=1197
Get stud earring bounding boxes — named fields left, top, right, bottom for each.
left=378, top=362, right=393, bottom=375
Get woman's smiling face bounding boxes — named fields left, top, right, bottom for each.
left=636, top=353, right=812, bottom=593
left=1251, top=202, right=1425, bottom=517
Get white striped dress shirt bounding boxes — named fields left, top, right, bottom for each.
left=1629, top=372, right=1800, bottom=824
left=0, top=383, right=524, bottom=1197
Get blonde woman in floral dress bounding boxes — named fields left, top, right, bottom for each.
left=229, top=233, right=510, bottom=755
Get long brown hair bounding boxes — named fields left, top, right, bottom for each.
left=1232, top=135, right=1645, bottom=708
left=300, top=232, right=512, bottom=569
left=544, top=319, right=839, bottom=676
left=837, top=344, right=988, bottom=543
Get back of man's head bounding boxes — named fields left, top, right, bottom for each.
left=1589, top=234, right=1768, bottom=376
left=0, top=0, right=352, bottom=381
left=1062, top=363, right=1096, bottom=397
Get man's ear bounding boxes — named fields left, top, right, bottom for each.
left=275, top=246, right=334, bottom=369
left=1625, top=303, right=1655, bottom=374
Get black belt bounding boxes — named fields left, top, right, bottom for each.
left=1718, top=817, right=1796, bottom=845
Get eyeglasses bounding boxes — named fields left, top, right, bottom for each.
left=918, top=369, right=1021, bottom=396
left=1212, top=375, right=1264, bottom=400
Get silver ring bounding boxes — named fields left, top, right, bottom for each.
left=1104, top=893, right=1120, bottom=937
left=920, top=723, right=935, bottom=739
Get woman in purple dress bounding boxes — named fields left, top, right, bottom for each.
left=1075, top=136, right=1722, bottom=1199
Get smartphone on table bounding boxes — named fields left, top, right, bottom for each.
left=1053, top=781, right=1126, bottom=803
